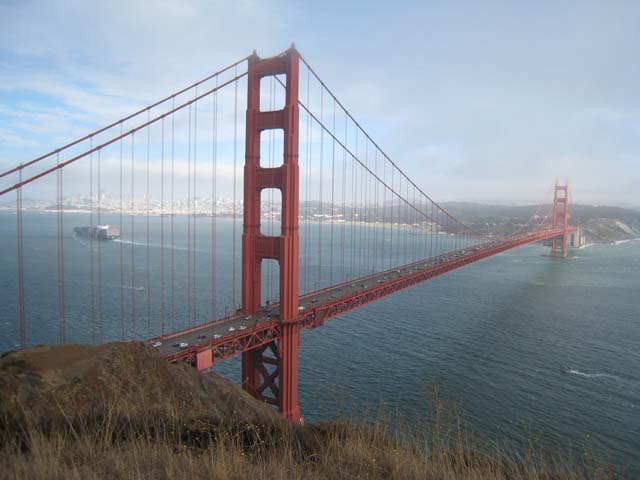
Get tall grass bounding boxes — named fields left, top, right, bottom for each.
left=0, top=398, right=616, bottom=480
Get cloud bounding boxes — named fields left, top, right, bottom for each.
left=1, top=0, right=639, bottom=206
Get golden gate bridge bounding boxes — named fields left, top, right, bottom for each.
left=0, top=46, right=576, bottom=422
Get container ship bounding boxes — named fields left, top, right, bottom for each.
left=73, top=225, right=120, bottom=240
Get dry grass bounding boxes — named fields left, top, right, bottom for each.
left=0, top=403, right=617, bottom=480
left=0, top=343, right=620, bottom=479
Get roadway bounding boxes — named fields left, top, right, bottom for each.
left=151, top=233, right=556, bottom=360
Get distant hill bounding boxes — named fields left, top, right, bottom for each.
left=440, top=202, right=640, bottom=244
left=300, top=200, right=640, bottom=244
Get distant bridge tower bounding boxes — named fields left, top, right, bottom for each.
left=241, top=47, right=301, bottom=422
left=551, top=183, right=570, bottom=257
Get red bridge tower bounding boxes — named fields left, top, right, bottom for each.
left=241, top=47, right=301, bottom=422
left=551, top=183, right=570, bottom=257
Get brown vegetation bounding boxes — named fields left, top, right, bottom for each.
left=0, top=343, right=616, bottom=479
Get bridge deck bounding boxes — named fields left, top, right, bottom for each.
left=152, top=228, right=573, bottom=367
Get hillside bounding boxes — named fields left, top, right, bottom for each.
left=299, top=200, right=640, bottom=244
left=439, top=202, right=640, bottom=244
left=0, top=342, right=280, bottom=429
left=0, top=343, right=616, bottom=479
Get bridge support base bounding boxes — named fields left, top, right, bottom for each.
left=241, top=321, right=301, bottom=422
left=550, top=241, right=568, bottom=258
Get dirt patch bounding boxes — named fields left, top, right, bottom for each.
left=0, top=343, right=110, bottom=374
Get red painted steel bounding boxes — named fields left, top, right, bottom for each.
left=164, top=227, right=575, bottom=365
left=241, top=46, right=301, bottom=422
left=551, top=183, right=570, bottom=257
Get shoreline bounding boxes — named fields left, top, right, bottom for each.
left=2, top=208, right=638, bottom=245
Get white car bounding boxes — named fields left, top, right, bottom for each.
left=173, top=342, right=188, bottom=349
left=244, top=316, right=251, bottom=321
left=228, top=326, right=236, bottom=332
left=239, top=325, right=247, bottom=331
left=151, top=341, right=162, bottom=348
left=298, top=306, right=305, bottom=312
left=213, top=334, right=222, bottom=339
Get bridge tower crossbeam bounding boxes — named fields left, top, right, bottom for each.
left=241, top=47, right=301, bottom=422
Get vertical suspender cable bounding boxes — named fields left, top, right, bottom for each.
left=410, top=183, right=414, bottom=262
left=171, top=100, right=176, bottom=331
left=187, top=103, right=192, bottom=326
left=396, top=172, right=401, bottom=266
left=89, top=137, right=95, bottom=343
left=317, top=86, right=323, bottom=291
left=146, top=110, right=151, bottom=333
left=415, top=186, right=419, bottom=261
left=130, top=133, right=136, bottom=337
left=304, top=68, right=311, bottom=294
left=389, top=165, right=394, bottom=269
left=329, top=98, right=336, bottom=286
left=359, top=151, right=364, bottom=275
left=160, top=117, right=165, bottom=336
left=119, top=125, right=124, bottom=339
left=409, top=182, right=412, bottom=262
left=193, top=87, right=198, bottom=323
left=369, top=144, right=374, bottom=273
left=363, top=141, right=367, bottom=273
left=341, top=111, right=347, bottom=283
left=17, top=166, right=25, bottom=348
left=416, top=191, right=421, bottom=257
left=373, top=148, right=378, bottom=273
left=420, top=191, right=424, bottom=257
left=211, top=77, right=218, bottom=323
left=435, top=206, right=440, bottom=256
left=355, top=129, right=361, bottom=276
left=381, top=152, right=386, bottom=271
left=350, top=135, right=356, bottom=277
left=365, top=140, right=371, bottom=273
left=97, top=149, right=103, bottom=343
left=57, top=154, right=65, bottom=343
left=232, top=66, right=238, bottom=312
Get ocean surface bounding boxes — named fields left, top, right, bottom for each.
left=1, top=212, right=638, bottom=474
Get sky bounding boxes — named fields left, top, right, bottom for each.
left=0, top=0, right=639, bottom=206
